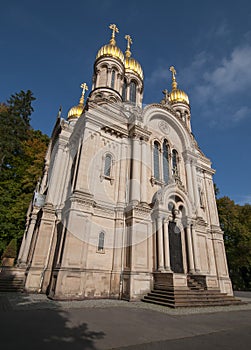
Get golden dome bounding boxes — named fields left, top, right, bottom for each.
left=96, top=24, right=124, bottom=64
left=124, top=34, right=143, bottom=80
left=169, top=89, right=189, bottom=105
left=96, top=44, right=125, bottom=64
left=67, top=103, right=84, bottom=120
left=169, top=66, right=189, bottom=105
left=67, top=82, right=88, bottom=121
left=125, top=57, right=144, bottom=80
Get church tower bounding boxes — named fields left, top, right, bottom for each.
left=18, top=24, right=234, bottom=305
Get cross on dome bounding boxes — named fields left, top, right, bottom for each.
left=109, top=24, right=119, bottom=45
left=125, top=34, right=133, bottom=58
left=79, top=82, right=88, bottom=104
left=169, top=66, right=178, bottom=90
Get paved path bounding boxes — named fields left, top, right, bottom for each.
left=0, top=292, right=251, bottom=349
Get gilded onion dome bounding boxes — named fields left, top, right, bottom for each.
left=67, top=83, right=88, bottom=121
left=124, top=34, right=144, bottom=80
left=96, top=24, right=125, bottom=64
left=169, top=66, right=189, bottom=105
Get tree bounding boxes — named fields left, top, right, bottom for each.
left=0, top=90, right=34, bottom=172
left=217, top=196, right=251, bottom=290
left=0, top=91, right=49, bottom=256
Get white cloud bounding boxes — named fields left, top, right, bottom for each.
left=203, top=45, right=251, bottom=95
left=232, top=106, right=251, bottom=122
left=186, top=44, right=251, bottom=125
left=214, top=21, right=231, bottom=38
left=144, top=66, right=167, bottom=87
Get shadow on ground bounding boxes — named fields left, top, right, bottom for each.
left=0, top=292, right=105, bottom=350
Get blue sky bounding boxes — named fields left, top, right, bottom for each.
left=1, top=0, right=251, bottom=204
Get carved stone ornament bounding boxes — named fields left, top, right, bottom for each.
left=158, top=120, right=170, bottom=135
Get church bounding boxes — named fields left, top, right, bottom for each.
left=17, top=24, right=234, bottom=304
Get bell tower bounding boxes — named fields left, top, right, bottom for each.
left=123, top=34, right=144, bottom=107
left=90, top=24, right=125, bottom=103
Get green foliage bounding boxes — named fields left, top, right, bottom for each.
left=0, top=91, right=49, bottom=256
left=1, top=238, right=17, bottom=258
left=217, top=196, right=251, bottom=290
left=7, top=89, right=35, bottom=125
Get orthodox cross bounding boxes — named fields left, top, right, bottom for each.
left=80, top=82, right=88, bottom=104
left=169, top=66, right=177, bottom=81
left=109, top=24, right=119, bottom=44
left=169, top=66, right=178, bottom=89
left=125, top=34, right=133, bottom=57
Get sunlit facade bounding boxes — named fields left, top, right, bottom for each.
left=18, top=25, right=233, bottom=301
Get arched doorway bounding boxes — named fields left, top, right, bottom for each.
left=169, top=221, right=184, bottom=273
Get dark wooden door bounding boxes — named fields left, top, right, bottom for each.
left=169, top=222, right=184, bottom=273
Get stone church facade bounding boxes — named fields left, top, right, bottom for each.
left=18, top=25, right=233, bottom=301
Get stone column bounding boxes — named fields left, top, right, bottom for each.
left=130, top=136, right=141, bottom=204
left=95, top=69, right=100, bottom=88
left=186, top=222, right=195, bottom=273
left=163, top=219, right=171, bottom=271
left=18, top=213, right=37, bottom=266
left=112, top=211, right=124, bottom=271
left=185, top=158, right=194, bottom=200
left=157, top=217, right=164, bottom=271
left=152, top=219, right=157, bottom=271
left=47, top=142, right=65, bottom=205
left=191, top=223, right=200, bottom=272
left=191, top=161, right=200, bottom=210
left=74, top=136, right=92, bottom=194
left=117, top=140, right=127, bottom=204
left=140, top=140, right=147, bottom=203
left=107, top=67, right=112, bottom=87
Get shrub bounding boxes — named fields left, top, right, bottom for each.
left=1, top=238, right=17, bottom=258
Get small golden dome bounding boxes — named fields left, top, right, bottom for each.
left=125, top=57, right=144, bottom=80
left=169, top=89, right=189, bottom=105
left=169, top=66, right=189, bottom=105
left=96, top=44, right=125, bottom=64
left=96, top=24, right=124, bottom=64
left=124, top=34, right=143, bottom=80
left=67, top=103, right=84, bottom=120
left=67, top=82, right=88, bottom=121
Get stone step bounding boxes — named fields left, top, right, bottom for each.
left=143, top=293, right=242, bottom=303
left=150, top=289, right=224, bottom=297
left=144, top=293, right=241, bottom=304
left=142, top=297, right=243, bottom=308
left=142, top=286, right=244, bottom=308
left=0, top=277, right=25, bottom=292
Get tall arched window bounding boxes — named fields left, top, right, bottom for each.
left=98, top=232, right=105, bottom=252
left=111, top=69, right=116, bottom=89
left=104, top=154, right=112, bottom=177
left=172, top=149, right=178, bottom=175
left=154, top=141, right=160, bottom=180
left=122, top=79, right=127, bottom=101
left=129, top=81, right=136, bottom=103
left=163, top=140, right=169, bottom=183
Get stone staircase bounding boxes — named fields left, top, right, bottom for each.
left=142, top=275, right=244, bottom=308
left=0, top=267, right=25, bottom=292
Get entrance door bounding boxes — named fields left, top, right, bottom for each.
left=169, top=222, right=184, bottom=273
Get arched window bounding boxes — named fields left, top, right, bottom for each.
left=111, top=69, right=116, bottom=89
left=98, top=232, right=105, bottom=252
left=122, top=79, right=127, bottom=101
left=104, top=154, right=112, bottom=177
left=163, top=140, right=169, bottom=183
left=129, top=81, right=136, bottom=103
left=172, top=149, right=178, bottom=175
left=154, top=141, right=160, bottom=180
